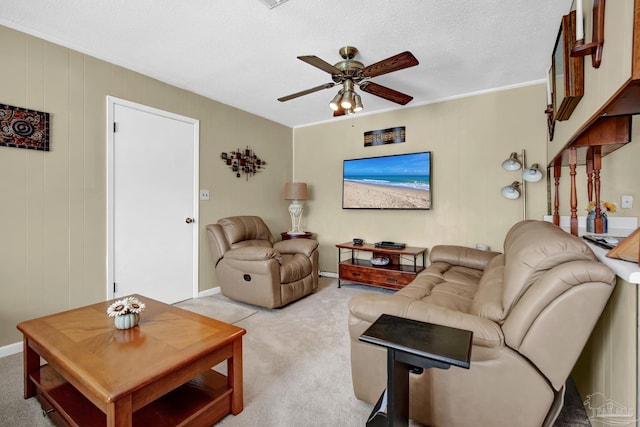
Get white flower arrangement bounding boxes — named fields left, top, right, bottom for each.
left=107, top=296, right=146, bottom=317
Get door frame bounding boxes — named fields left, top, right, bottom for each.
left=106, top=96, right=200, bottom=301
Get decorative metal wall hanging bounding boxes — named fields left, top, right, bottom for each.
left=364, top=126, right=405, bottom=147
left=220, top=147, right=266, bottom=179
left=0, top=103, right=50, bottom=151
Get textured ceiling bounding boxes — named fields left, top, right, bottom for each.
left=0, top=0, right=572, bottom=128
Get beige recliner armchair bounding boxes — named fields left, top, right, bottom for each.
left=348, top=220, right=616, bottom=427
left=206, top=216, right=319, bottom=308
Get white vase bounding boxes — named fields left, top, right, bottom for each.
left=114, top=313, right=140, bottom=330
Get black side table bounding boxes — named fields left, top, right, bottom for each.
left=359, top=314, right=473, bottom=427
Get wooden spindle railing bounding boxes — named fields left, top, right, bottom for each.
left=592, top=145, right=603, bottom=233
left=553, top=158, right=561, bottom=226
left=569, top=147, right=578, bottom=236
left=586, top=147, right=594, bottom=202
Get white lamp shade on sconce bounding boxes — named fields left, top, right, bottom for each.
left=522, top=163, right=543, bottom=183
left=501, top=181, right=521, bottom=199
left=501, top=152, right=522, bottom=171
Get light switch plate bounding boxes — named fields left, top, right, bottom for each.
left=621, top=194, right=633, bottom=209
left=200, top=190, right=210, bottom=201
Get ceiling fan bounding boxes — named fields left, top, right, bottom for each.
left=277, top=46, right=419, bottom=116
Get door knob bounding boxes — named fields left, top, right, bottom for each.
left=185, top=218, right=195, bottom=224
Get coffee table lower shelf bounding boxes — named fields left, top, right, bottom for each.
left=33, top=365, right=231, bottom=427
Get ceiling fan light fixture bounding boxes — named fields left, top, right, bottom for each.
left=340, top=90, right=354, bottom=109
left=353, top=93, right=363, bottom=112
left=329, top=91, right=343, bottom=111
left=278, top=46, right=418, bottom=118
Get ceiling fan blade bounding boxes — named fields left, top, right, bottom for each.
left=278, top=83, right=336, bottom=102
left=359, top=82, right=413, bottom=105
left=298, top=55, right=343, bottom=75
left=362, top=51, right=419, bottom=78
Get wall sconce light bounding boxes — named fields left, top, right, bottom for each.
left=545, top=67, right=555, bottom=141
left=570, top=0, right=605, bottom=68
left=501, top=150, right=542, bottom=220
left=284, top=182, right=308, bottom=235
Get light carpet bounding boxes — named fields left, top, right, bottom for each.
left=0, top=277, right=590, bottom=426
left=174, top=294, right=257, bottom=324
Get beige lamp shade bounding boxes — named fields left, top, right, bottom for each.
left=284, top=182, right=308, bottom=200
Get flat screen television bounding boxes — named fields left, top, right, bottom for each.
left=342, top=151, right=431, bottom=210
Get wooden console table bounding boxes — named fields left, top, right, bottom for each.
left=17, top=295, right=246, bottom=427
left=359, top=314, right=473, bottom=427
left=336, top=242, right=426, bottom=290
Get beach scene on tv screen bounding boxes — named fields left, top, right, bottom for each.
left=343, top=152, right=431, bottom=209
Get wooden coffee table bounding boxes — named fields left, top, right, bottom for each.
left=17, top=294, right=246, bottom=427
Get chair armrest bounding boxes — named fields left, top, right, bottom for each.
left=224, top=246, right=280, bottom=261
left=206, top=224, right=231, bottom=265
left=349, top=293, right=504, bottom=348
left=430, top=245, right=501, bottom=271
left=273, top=239, right=319, bottom=256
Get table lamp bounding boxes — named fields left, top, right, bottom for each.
left=284, top=182, right=308, bottom=235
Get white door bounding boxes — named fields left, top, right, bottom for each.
left=107, top=97, right=199, bottom=304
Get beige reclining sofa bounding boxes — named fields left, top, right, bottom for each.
left=206, top=216, right=319, bottom=308
left=348, top=220, right=615, bottom=427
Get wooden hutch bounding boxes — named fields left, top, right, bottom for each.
left=548, top=0, right=639, bottom=236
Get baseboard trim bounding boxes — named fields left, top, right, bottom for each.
left=0, top=341, right=23, bottom=358
left=198, top=287, right=221, bottom=297
left=320, top=271, right=338, bottom=278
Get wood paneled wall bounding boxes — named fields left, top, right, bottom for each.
left=0, top=25, right=292, bottom=348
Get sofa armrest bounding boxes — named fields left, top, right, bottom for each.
left=430, top=245, right=501, bottom=271
left=273, top=239, right=319, bottom=257
left=349, top=292, right=504, bottom=348
left=224, top=246, right=280, bottom=261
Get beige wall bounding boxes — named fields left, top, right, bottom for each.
left=573, top=278, right=637, bottom=426
left=294, top=84, right=549, bottom=273
left=0, top=25, right=292, bottom=347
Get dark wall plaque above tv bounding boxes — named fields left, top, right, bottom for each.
left=342, top=151, right=431, bottom=210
